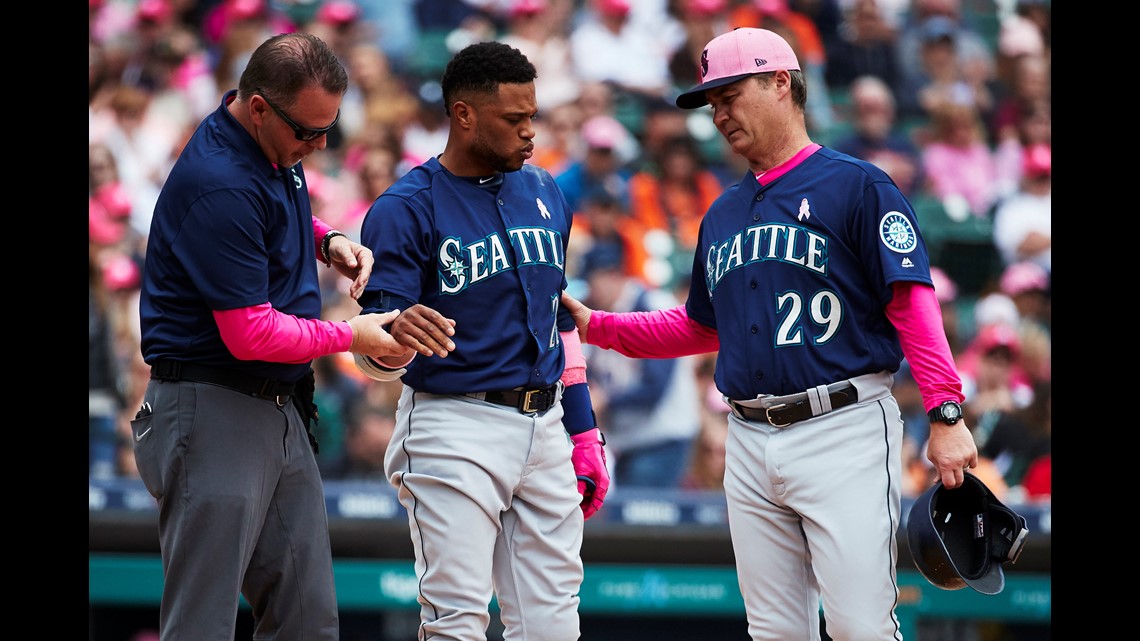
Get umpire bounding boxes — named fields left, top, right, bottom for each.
left=134, top=32, right=422, bottom=640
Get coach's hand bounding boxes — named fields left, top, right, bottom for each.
left=570, top=428, right=608, bottom=520
left=349, top=310, right=414, bottom=360
left=926, top=420, right=979, bottom=490
left=559, top=291, right=593, bottom=345
left=389, top=304, right=457, bottom=358
left=327, top=236, right=375, bottom=301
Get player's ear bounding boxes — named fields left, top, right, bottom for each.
left=453, top=101, right=474, bottom=128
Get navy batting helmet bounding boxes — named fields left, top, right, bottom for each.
left=906, top=472, right=1029, bottom=595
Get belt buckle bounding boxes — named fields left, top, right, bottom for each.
left=765, top=403, right=792, bottom=428
left=520, top=388, right=548, bottom=414
left=276, top=394, right=288, bottom=407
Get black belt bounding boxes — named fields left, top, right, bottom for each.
left=469, top=385, right=558, bottom=414
left=728, top=383, right=858, bottom=428
left=150, top=359, right=296, bottom=403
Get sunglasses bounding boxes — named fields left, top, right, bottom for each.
left=255, top=87, right=339, bottom=142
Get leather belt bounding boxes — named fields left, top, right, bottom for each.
left=468, top=385, right=558, bottom=414
left=728, top=382, right=858, bottom=428
left=150, top=359, right=295, bottom=405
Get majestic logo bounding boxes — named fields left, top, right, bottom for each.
left=536, top=198, right=551, bottom=219
left=901, top=257, right=914, bottom=268
left=878, top=211, right=917, bottom=254
left=798, top=198, right=811, bottom=221
left=700, top=49, right=709, bottom=78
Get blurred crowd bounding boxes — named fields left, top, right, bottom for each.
left=90, top=0, right=1051, bottom=503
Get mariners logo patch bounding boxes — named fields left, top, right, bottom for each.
left=878, top=211, right=917, bottom=254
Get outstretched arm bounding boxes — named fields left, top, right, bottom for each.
left=559, top=291, right=719, bottom=358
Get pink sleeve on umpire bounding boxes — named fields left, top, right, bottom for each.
left=214, top=303, right=354, bottom=364
left=560, top=329, right=587, bottom=386
left=885, top=281, right=965, bottom=412
left=312, top=217, right=333, bottom=262
left=589, top=305, right=719, bottom=358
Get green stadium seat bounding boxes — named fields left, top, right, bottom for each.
left=911, top=194, right=1002, bottom=296
left=406, top=30, right=453, bottom=79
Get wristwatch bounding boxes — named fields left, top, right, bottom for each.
left=927, top=400, right=963, bottom=425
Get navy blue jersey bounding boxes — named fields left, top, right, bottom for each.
left=685, top=146, right=934, bottom=399
left=358, top=157, right=574, bottom=394
left=139, top=90, right=322, bottom=383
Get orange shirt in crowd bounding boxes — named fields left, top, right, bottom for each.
left=628, top=170, right=724, bottom=250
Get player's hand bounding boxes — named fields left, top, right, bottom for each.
left=389, top=304, right=457, bottom=358
left=326, top=236, right=375, bottom=300
left=570, top=428, right=608, bottom=520
left=348, top=310, right=414, bottom=360
left=925, top=420, right=978, bottom=490
left=559, top=291, right=593, bottom=345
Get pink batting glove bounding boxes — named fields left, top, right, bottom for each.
left=570, top=428, right=609, bottom=520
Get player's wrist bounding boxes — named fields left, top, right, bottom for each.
left=321, top=230, right=347, bottom=267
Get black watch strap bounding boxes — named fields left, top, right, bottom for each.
left=321, top=230, right=347, bottom=266
left=927, top=400, right=963, bottom=425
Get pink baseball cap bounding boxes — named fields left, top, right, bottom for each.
left=510, top=0, right=547, bottom=18
left=999, top=261, right=1048, bottom=296
left=676, top=28, right=800, bottom=109
left=1023, top=143, right=1051, bottom=178
left=317, top=0, right=361, bottom=25
left=684, top=0, right=728, bottom=16
left=581, top=115, right=629, bottom=150
left=595, top=0, right=631, bottom=18
left=971, top=323, right=1021, bottom=359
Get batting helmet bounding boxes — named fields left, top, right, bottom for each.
left=906, top=472, right=1029, bottom=595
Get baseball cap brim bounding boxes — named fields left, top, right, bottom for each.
left=964, top=566, right=1005, bottom=596
left=676, top=73, right=758, bottom=109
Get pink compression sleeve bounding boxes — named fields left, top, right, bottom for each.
left=313, top=217, right=333, bottom=262
left=214, top=303, right=354, bottom=364
left=588, top=305, right=720, bottom=358
left=560, top=329, right=587, bottom=386
left=884, top=281, right=965, bottom=412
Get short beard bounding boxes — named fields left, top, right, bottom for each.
left=471, top=132, right=523, bottom=173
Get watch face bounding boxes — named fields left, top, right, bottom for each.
left=942, top=402, right=962, bottom=422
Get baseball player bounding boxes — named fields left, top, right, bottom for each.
left=560, top=28, right=978, bottom=640
left=352, top=41, right=608, bottom=641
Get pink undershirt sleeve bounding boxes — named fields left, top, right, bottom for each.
left=214, top=303, right=354, bottom=364
left=313, top=217, right=333, bottom=263
left=560, top=329, right=587, bottom=386
left=884, top=281, right=965, bottom=412
left=587, top=305, right=720, bottom=358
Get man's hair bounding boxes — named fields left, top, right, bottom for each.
left=237, top=32, right=349, bottom=107
left=753, top=70, right=808, bottom=112
left=439, top=41, right=537, bottom=117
